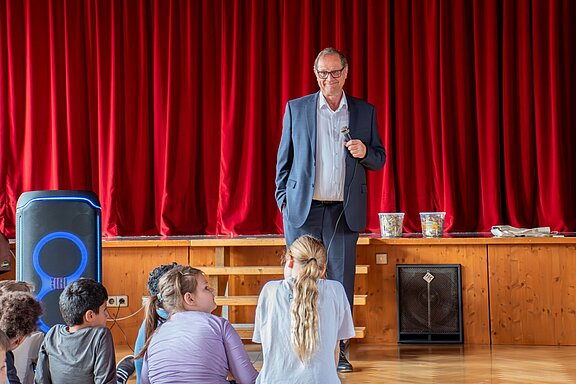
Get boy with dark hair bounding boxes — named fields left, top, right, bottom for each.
left=35, top=278, right=116, bottom=384
left=0, top=291, right=43, bottom=384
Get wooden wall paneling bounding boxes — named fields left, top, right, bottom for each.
left=227, top=246, right=285, bottom=324
left=189, top=246, right=227, bottom=317
left=488, top=244, right=576, bottom=345
left=354, top=244, right=395, bottom=343
left=452, top=245, right=490, bottom=344
left=489, top=244, right=551, bottom=344
left=1, top=243, right=17, bottom=280
left=66, top=236, right=576, bottom=349
left=0, top=268, right=15, bottom=281
left=356, top=243, right=490, bottom=344
left=102, top=246, right=189, bottom=346
left=353, top=245, right=370, bottom=327
left=554, top=245, right=576, bottom=344
left=188, top=246, right=224, bottom=267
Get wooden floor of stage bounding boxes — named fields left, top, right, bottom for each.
left=116, top=343, right=576, bottom=383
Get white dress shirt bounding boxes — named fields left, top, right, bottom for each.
left=313, top=92, right=349, bottom=201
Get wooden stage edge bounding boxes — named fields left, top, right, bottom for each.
left=5, top=232, right=576, bottom=347
left=100, top=231, right=576, bottom=247
left=100, top=232, right=576, bottom=347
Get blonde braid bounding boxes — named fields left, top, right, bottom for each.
left=289, top=235, right=327, bottom=362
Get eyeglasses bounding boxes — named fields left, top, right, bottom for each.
left=315, top=67, right=346, bottom=79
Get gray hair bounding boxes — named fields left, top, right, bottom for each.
left=313, top=47, right=348, bottom=70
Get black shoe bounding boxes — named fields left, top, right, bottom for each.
left=337, top=341, right=353, bottom=373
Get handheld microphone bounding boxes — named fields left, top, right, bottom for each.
left=341, top=126, right=352, bottom=142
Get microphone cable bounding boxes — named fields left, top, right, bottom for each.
left=325, top=127, right=359, bottom=256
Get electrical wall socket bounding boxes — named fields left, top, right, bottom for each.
left=108, top=295, right=129, bottom=307
left=375, top=253, right=388, bottom=265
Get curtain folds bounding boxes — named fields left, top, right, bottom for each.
left=1, top=0, right=574, bottom=237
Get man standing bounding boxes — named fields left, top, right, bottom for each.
left=275, top=47, right=386, bottom=372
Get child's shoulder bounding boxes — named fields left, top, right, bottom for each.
left=320, top=279, right=347, bottom=295
left=83, top=325, right=113, bottom=337
left=323, top=279, right=344, bottom=288
left=263, top=279, right=283, bottom=288
left=261, top=279, right=283, bottom=293
left=45, top=324, right=66, bottom=338
left=46, top=324, right=111, bottom=340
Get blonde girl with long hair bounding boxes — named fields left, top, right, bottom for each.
left=253, top=235, right=354, bottom=383
left=136, top=265, right=257, bottom=384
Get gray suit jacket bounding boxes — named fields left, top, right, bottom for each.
left=275, top=92, right=386, bottom=232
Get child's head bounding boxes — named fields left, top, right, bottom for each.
left=0, top=280, right=34, bottom=294
left=0, top=292, right=42, bottom=348
left=59, top=278, right=109, bottom=328
left=147, top=262, right=178, bottom=307
left=137, top=265, right=215, bottom=359
left=285, top=235, right=327, bottom=362
left=284, top=234, right=327, bottom=278
left=0, top=330, right=9, bottom=384
left=157, top=265, right=216, bottom=314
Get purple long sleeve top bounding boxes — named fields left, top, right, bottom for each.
left=141, top=311, right=257, bottom=384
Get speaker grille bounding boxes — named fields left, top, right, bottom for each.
left=16, top=190, right=101, bottom=332
left=396, top=264, right=463, bottom=343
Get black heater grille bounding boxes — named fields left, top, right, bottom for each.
left=396, top=264, right=463, bottom=343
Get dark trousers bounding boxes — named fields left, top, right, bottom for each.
left=283, top=200, right=359, bottom=310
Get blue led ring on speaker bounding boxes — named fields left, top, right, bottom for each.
left=32, top=231, right=89, bottom=331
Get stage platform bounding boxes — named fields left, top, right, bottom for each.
left=6, top=233, right=576, bottom=348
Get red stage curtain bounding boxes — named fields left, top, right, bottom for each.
left=1, top=0, right=574, bottom=237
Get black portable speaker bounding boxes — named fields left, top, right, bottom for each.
left=396, top=264, right=463, bottom=343
left=16, top=190, right=102, bottom=332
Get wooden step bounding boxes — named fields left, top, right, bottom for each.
left=233, top=324, right=366, bottom=339
left=200, top=265, right=369, bottom=275
left=215, top=294, right=367, bottom=306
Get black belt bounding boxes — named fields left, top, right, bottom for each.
left=313, top=200, right=343, bottom=205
